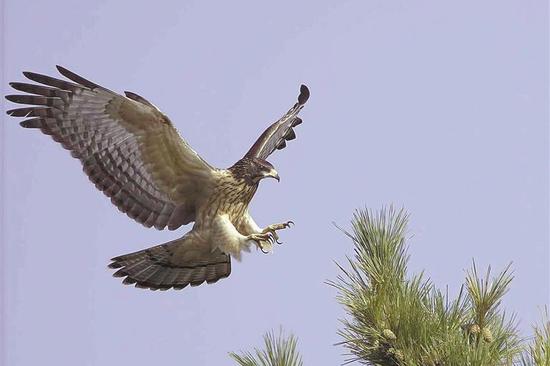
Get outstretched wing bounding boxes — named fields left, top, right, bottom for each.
left=244, top=84, right=309, bottom=160
left=6, top=66, right=217, bottom=230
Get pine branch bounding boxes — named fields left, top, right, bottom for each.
left=330, top=207, right=522, bottom=365
left=519, top=309, right=550, bottom=366
left=229, top=207, right=545, bottom=366
left=230, top=329, right=303, bottom=366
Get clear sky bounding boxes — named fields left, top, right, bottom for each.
left=1, top=1, right=548, bottom=365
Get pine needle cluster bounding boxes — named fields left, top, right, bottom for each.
left=519, top=310, right=550, bottom=366
left=330, top=207, right=522, bottom=365
left=230, top=329, right=303, bottom=366
left=230, top=207, right=548, bottom=366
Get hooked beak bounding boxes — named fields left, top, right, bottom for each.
left=264, top=169, right=280, bottom=182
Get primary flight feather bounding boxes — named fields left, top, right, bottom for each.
left=6, top=66, right=309, bottom=291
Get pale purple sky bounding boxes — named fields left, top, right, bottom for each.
left=1, top=1, right=548, bottom=365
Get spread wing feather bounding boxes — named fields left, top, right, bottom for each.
left=244, top=84, right=309, bottom=160
left=6, top=66, right=217, bottom=230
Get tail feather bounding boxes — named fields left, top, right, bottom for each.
left=109, top=236, right=231, bottom=291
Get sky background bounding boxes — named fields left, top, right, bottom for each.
left=1, top=1, right=548, bottom=365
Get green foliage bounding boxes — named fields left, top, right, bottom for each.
left=230, top=207, right=546, bottom=366
left=229, top=329, right=303, bottom=366
left=329, top=207, right=522, bottom=365
left=519, top=309, right=550, bottom=366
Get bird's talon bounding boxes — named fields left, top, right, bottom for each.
left=259, top=221, right=293, bottom=245
left=247, top=233, right=273, bottom=253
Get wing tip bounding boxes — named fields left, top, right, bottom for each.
left=108, top=261, right=122, bottom=269
left=4, top=95, right=17, bottom=103
left=298, top=84, right=310, bottom=105
left=20, top=119, right=39, bottom=128
left=22, top=71, right=36, bottom=79
left=56, top=65, right=73, bottom=78
left=55, top=65, right=67, bottom=73
left=55, top=65, right=99, bottom=89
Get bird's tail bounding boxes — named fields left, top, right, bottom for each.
left=108, top=235, right=231, bottom=291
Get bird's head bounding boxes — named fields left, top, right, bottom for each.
left=252, top=158, right=280, bottom=183
left=230, top=158, right=279, bottom=184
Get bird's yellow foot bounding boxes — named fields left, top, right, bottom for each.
left=247, top=233, right=274, bottom=253
left=261, top=221, right=294, bottom=244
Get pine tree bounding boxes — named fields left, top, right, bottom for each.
left=230, top=207, right=548, bottom=366
left=230, top=329, right=303, bottom=366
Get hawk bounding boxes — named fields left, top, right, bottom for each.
left=6, top=66, right=309, bottom=291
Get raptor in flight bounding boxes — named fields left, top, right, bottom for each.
left=6, top=66, right=309, bottom=290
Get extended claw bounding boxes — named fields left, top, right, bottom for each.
left=247, top=233, right=272, bottom=254
left=271, top=231, right=283, bottom=245
left=260, top=221, right=294, bottom=245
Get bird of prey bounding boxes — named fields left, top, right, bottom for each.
left=6, top=66, right=309, bottom=291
